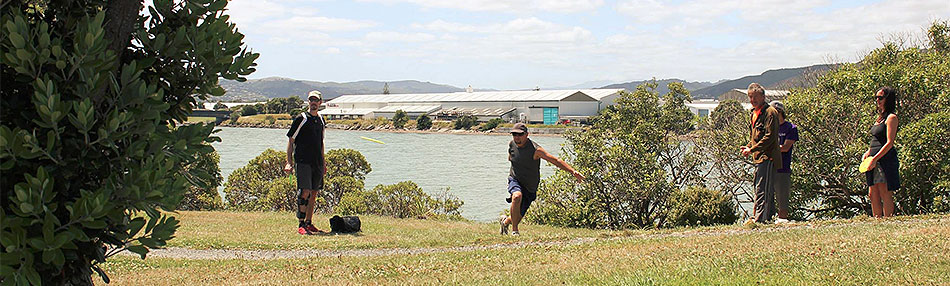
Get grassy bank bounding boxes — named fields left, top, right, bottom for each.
left=96, top=212, right=949, bottom=285
left=165, top=211, right=604, bottom=250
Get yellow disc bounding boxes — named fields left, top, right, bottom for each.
left=859, top=157, right=874, bottom=173
left=360, top=136, right=385, bottom=144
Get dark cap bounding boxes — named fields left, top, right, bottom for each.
left=511, top=122, right=528, bottom=134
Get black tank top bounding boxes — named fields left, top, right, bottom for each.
left=509, top=139, right=541, bottom=193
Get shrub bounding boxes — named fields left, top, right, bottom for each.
left=665, top=187, right=739, bottom=227
left=530, top=81, right=703, bottom=229
left=479, top=118, right=505, bottom=131
left=336, top=181, right=464, bottom=220
left=265, top=115, right=276, bottom=125
left=392, top=110, right=409, bottom=129
left=179, top=149, right=225, bottom=210
left=898, top=111, right=950, bottom=214
left=224, top=148, right=372, bottom=212
left=0, top=0, right=257, bottom=283
left=416, top=113, right=433, bottom=130
left=241, top=105, right=259, bottom=116
left=229, top=111, right=241, bottom=124
left=223, top=149, right=287, bottom=211
left=453, top=115, right=478, bottom=130
left=213, top=102, right=228, bottom=110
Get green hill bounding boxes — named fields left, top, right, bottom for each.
left=218, top=77, right=467, bottom=102
left=690, top=64, right=835, bottom=98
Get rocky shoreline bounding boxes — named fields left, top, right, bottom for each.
left=217, top=122, right=576, bottom=136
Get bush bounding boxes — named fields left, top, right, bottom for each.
left=224, top=148, right=372, bottom=212
left=336, top=181, right=464, bottom=220
left=392, top=110, right=409, bottom=129
left=241, top=105, right=259, bottom=116
left=416, top=113, right=433, bottom=130
left=665, top=187, right=739, bottom=227
left=265, top=115, right=276, bottom=125
left=479, top=118, right=505, bottom=131
left=223, top=149, right=287, bottom=211
left=0, top=0, right=257, bottom=283
left=229, top=111, right=241, bottom=124
left=453, top=115, right=478, bottom=130
left=898, top=111, right=950, bottom=214
left=179, top=149, right=225, bottom=210
left=213, top=102, right=228, bottom=110
left=530, top=81, right=703, bottom=229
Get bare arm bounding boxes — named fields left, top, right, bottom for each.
left=780, top=139, right=796, bottom=153
left=284, top=138, right=294, bottom=172
left=535, top=147, right=584, bottom=182
left=872, top=114, right=899, bottom=162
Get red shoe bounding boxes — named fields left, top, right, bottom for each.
left=297, top=226, right=312, bottom=235
left=305, top=223, right=323, bottom=233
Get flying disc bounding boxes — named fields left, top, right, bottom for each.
left=360, top=136, right=385, bottom=144
left=859, top=157, right=874, bottom=173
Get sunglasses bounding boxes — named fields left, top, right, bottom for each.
left=309, top=98, right=321, bottom=102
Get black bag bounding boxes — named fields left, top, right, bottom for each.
left=329, top=215, right=361, bottom=233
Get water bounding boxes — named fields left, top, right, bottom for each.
left=212, top=127, right=565, bottom=222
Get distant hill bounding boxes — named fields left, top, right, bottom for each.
left=599, top=79, right=715, bottom=96
left=690, top=64, right=835, bottom=99
left=217, top=77, right=467, bottom=102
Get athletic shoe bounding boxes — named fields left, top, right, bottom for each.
left=305, top=223, right=322, bottom=233
left=499, top=216, right=509, bottom=235
left=297, top=226, right=311, bottom=235
left=774, top=218, right=791, bottom=224
left=511, top=231, right=520, bottom=236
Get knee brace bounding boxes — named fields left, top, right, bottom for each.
left=296, top=189, right=308, bottom=219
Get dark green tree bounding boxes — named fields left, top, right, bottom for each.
left=0, top=0, right=257, bottom=284
left=392, top=110, right=408, bottom=129
left=416, top=113, right=432, bottom=130
left=453, top=115, right=477, bottom=130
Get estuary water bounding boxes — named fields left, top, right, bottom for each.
left=212, top=127, right=566, bottom=222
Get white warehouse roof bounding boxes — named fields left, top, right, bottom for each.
left=328, top=89, right=623, bottom=104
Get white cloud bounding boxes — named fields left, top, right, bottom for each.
left=365, top=31, right=437, bottom=42
left=360, top=0, right=604, bottom=13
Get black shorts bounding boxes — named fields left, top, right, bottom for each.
left=506, top=177, right=536, bottom=216
left=296, top=163, right=324, bottom=190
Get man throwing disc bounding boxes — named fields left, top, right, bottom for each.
left=500, top=123, right=584, bottom=235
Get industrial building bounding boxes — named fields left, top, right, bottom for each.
left=321, top=89, right=624, bottom=124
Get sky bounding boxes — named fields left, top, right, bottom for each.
left=222, top=0, right=950, bottom=90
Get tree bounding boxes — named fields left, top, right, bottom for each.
left=240, top=104, right=259, bottom=116
left=530, top=81, right=710, bottom=229
left=0, top=0, right=258, bottom=284
left=453, top=115, right=477, bottom=130
left=782, top=20, right=950, bottom=218
left=213, top=102, right=228, bottom=110
left=479, top=118, right=505, bottom=131
left=179, top=148, right=224, bottom=210
left=416, top=113, right=433, bottom=130
left=392, top=110, right=408, bottom=129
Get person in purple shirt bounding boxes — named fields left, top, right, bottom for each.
left=770, top=101, right=798, bottom=223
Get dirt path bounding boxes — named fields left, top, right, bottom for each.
left=121, top=217, right=945, bottom=260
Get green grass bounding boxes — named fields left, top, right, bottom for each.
left=166, top=211, right=606, bottom=250
left=185, top=116, right=216, bottom=123
left=97, top=212, right=950, bottom=285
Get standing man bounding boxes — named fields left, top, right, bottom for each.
left=500, top=123, right=584, bottom=235
left=740, top=83, right=783, bottom=224
left=284, top=90, right=327, bottom=235
left=770, top=101, right=798, bottom=224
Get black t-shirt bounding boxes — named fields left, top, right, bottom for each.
left=508, top=139, right=541, bottom=193
left=286, top=112, right=325, bottom=165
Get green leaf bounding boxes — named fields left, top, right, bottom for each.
left=9, top=32, right=24, bottom=48
left=126, top=245, right=148, bottom=259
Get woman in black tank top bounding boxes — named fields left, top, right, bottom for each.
left=862, top=87, right=900, bottom=218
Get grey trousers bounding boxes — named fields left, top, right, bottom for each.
left=753, top=161, right=776, bottom=223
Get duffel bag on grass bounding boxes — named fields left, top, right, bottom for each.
left=329, top=215, right=361, bottom=233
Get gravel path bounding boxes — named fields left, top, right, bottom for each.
left=119, top=217, right=944, bottom=260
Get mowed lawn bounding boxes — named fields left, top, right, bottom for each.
left=98, top=212, right=950, bottom=285
left=165, top=211, right=608, bottom=250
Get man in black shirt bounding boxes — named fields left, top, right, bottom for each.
left=500, top=123, right=584, bottom=235
left=284, top=90, right=327, bottom=235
